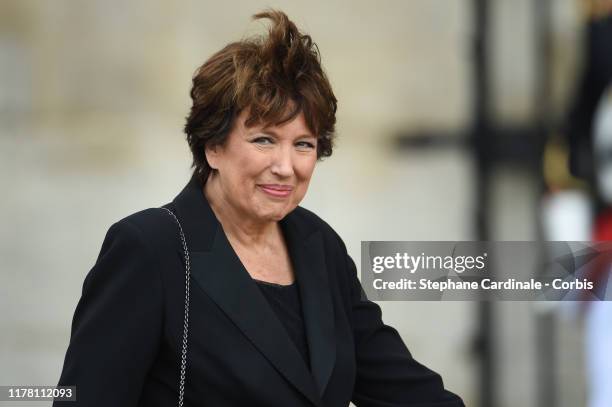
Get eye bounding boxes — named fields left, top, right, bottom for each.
left=252, top=136, right=274, bottom=145
left=295, top=140, right=316, bottom=150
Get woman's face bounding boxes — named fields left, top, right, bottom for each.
left=205, top=109, right=318, bottom=224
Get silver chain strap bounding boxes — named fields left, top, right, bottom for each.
left=160, top=207, right=191, bottom=407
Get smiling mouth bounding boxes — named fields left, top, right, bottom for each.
left=258, top=184, right=293, bottom=198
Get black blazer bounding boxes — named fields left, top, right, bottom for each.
left=54, top=176, right=464, bottom=407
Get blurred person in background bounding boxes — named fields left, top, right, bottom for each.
left=53, top=10, right=464, bottom=407
left=563, top=5, right=612, bottom=407
left=587, top=83, right=612, bottom=407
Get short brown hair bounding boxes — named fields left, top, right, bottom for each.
left=184, top=10, right=338, bottom=185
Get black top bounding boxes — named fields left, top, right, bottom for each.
left=254, top=279, right=311, bottom=371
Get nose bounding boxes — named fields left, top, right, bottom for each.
left=270, top=145, right=295, bottom=178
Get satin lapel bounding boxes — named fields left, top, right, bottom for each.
left=281, top=216, right=337, bottom=397
left=170, top=176, right=321, bottom=406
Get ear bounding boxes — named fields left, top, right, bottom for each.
left=204, top=144, right=220, bottom=170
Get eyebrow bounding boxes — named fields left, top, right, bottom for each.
left=259, top=128, right=317, bottom=139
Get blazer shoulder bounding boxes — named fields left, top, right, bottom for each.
left=111, top=206, right=179, bottom=251
left=292, top=206, right=334, bottom=233
left=291, top=206, right=347, bottom=251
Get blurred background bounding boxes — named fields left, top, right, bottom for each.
left=1, top=0, right=612, bottom=406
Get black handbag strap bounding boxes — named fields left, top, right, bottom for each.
left=160, top=207, right=191, bottom=407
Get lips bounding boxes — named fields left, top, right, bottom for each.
left=258, top=184, right=293, bottom=198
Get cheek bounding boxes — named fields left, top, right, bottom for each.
left=293, top=158, right=317, bottom=200
left=230, top=154, right=265, bottom=186
left=295, top=156, right=317, bottom=181
left=240, top=151, right=270, bottom=177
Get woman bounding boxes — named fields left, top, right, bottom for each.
left=55, top=10, right=464, bottom=407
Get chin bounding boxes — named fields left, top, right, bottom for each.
left=252, top=200, right=295, bottom=220
left=254, top=206, right=291, bottom=222
left=262, top=210, right=289, bottom=222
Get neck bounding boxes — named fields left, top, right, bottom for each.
left=203, top=175, right=278, bottom=247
